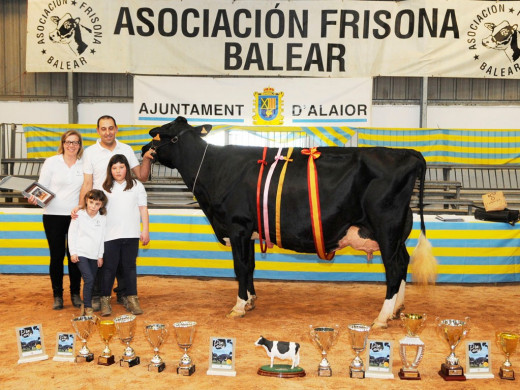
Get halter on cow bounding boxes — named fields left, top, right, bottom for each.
left=142, top=117, right=437, bottom=328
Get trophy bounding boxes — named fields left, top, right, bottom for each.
left=309, top=324, right=340, bottom=376
left=436, top=317, right=470, bottom=381
left=348, top=323, right=370, bottom=379
left=173, top=321, right=197, bottom=375
left=145, top=323, right=169, bottom=373
left=114, top=314, right=140, bottom=367
left=496, top=331, right=519, bottom=380
left=97, top=319, right=116, bottom=366
left=398, top=313, right=427, bottom=380
left=71, top=315, right=98, bottom=363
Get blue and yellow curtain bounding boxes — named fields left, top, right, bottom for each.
left=23, top=125, right=520, bottom=164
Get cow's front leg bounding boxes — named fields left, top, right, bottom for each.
left=227, top=236, right=255, bottom=319
left=245, top=244, right=257, bottom=311
left=392, top=279, right=406, bottom=319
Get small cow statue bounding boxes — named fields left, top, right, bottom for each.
left=255, top=336, right=300, bottom=369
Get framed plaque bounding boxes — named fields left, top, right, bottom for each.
left=15, top=324, right=49, bottom=364
left=366, top=340, right=394, bottom=379
left=207, top=337, right=236, bottom=376
left=53, top=333, right=76, bottom=362
left=465, top=340, right=494, bottom=379
left=22, top=182, right=55, bottom=207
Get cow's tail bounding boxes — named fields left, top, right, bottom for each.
left=411, top=154, right=438, bottom=285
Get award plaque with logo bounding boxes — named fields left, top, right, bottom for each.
left=465, top=340, right=494, bottom=379
left=15, top=324, right=49, bottom=364
left=366, top=340, right=394, bottom=379
left=207, top=337, right=236, bottom=376
left=53, top=333, right=76, bottom=362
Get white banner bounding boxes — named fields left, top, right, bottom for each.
left=26, top=0, right=520, bottom=78
left=134, top=77, right=372, bottom=126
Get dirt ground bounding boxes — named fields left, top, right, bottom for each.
left=0, top=274, right=519, bottom=390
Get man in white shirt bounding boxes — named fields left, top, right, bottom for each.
left=76, top=115, right=155, bottom=310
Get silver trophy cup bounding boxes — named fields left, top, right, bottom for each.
left=173, top=321, right=197, bottom=376
left=310, top=324, right=340, bottom=376
left=71, top=315, right=98, bottom=363
left=348, top=323, right=371, bottom=379
left=114, top=314, right=140, bottom=367
left=145, top=323, right=168, bottom=373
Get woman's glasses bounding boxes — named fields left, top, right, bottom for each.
left=64, top=141, right=80, bottom=146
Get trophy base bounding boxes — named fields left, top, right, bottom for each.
left=349, top=367, right=365, bottom=379
left=318, top=366, right=332, bottom=377
left=149, top=362, right=166, bottom=373
left=75, top=353, right=94, bottom=363
left=257, top=364, right=306, bottom=378
left=98, top=355, right=115, bottom=366
left=499, top=368, right=515, bottom=380
left=177, top=364, right=196, bottom=376
left=399, top=368, right=421, bottom=380
left=439, top=364, right=466, bottom=381
left=120, top=356, right=140, bottom=368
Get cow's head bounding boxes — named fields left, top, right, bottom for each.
left=482, top=21, right=518, bottom=51
left=141, top=116, right=212, bottom=169
left=49, top=13, right=79, bottom=44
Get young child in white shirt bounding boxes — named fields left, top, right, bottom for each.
left=68, top=189, right=107, bottom=316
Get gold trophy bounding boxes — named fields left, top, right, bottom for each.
left=71, top=315, right=98, bottom=363
left=348, top=323, right=370, bottom=379
left=436, top=317, right=470, bottom=381
left=114, top=314, right=140, bottom=367
left=309, top=324, right=340, bottom=376
left=97, top=319, right=116, bottom=366
left=145, top=323, right=169, bottom=373
left=496, top=331, right=519, bottom=380
left=173, top=321, right=197, bottom=375
left=398, top=313, right=427, bottom=380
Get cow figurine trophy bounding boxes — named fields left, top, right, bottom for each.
left=142, top=117, right=437, bottom=328
left=255, top=336, right=305, bottom=378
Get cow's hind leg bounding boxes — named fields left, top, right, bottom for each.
left=227, top=237, right=255, bottom=318
left=245, top=241, right=257, bottom=311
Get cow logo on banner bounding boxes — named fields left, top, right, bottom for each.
left=253, top=87, right=284, bottom=125
left=466, top=3, right=520, bottom=77
left=29, top=2, right=103, bottom=71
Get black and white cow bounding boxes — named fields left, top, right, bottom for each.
left=142, top=117, right=437, bottom=328
left=255, top=336, right=300, bottom=369
left=49, top=13, right=91, bottom=55
left=482, top=21, right=520, bottom=62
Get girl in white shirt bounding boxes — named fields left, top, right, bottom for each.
left=100, top=154, right=149, bottom=316
left=68, top=190, right=107, bottom=316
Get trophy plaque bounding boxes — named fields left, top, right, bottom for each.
left=398, top=313, right=427, bottom=380
left=366, top=340, right=394, bottom=379
left=465, top=340, right=494, bottom=379
left=145, top=323, right=168, bottom=373
left=348, top=323, right=370, bottom=379
left=97, top=319, right=116, bottom=366
left=15, top=324, right=49, bottom=364
left=71, top=315, right=97, bottom=363
left=53, top=333, right=75, bottom=362
left=207, top=337, right=237, bottom=376
left=309, top=324, right=339, bottom=376
left=496, top=331, right=519, bottom=380
left=174, top=321, right=197, bottom=375
left=114, top=314, right=140, bottom=367
left=436, top=317, right=470, bottom=381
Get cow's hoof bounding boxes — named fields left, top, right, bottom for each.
left=371, top=320, right=389, bottom=329
left=245, top=296, right=257, bottom=311
left=226, top=309, right=245, bottom=319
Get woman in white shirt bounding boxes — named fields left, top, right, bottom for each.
left=28, top=130, right=84, bottom=310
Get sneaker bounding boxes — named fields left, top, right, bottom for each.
left=53, top=296, right=64, bottom=310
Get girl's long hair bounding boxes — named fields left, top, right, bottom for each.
left=103, top=154, right=135, bottom=193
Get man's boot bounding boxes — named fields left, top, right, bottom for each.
left=100, top=296, right=112, bottom=317
left=126, top=295, right=143, bottom=315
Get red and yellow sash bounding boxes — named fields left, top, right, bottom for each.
left=302, top=147, right=335, bottom=261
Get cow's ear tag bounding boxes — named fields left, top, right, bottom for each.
left=152, top=134, right=161, bottom=141
left=200, top=127, right=208, bottom=135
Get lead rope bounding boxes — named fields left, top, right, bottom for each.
left=256, top=147, right=268, bottom=253
left=192, top=144, right=209, bottom=195
left=301, top=147, right=335, bottom=261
